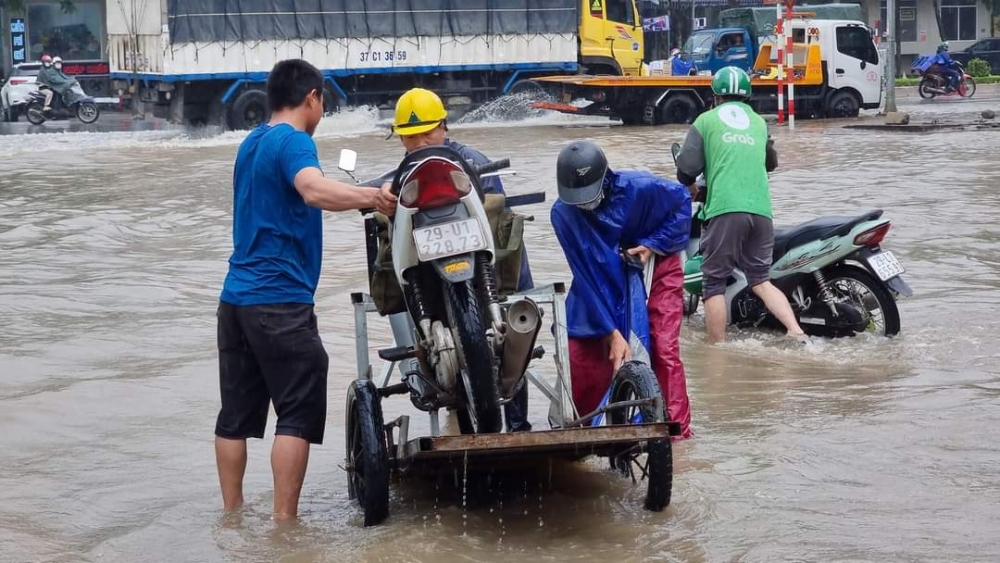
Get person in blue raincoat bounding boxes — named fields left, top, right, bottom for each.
left=934, top=42, right=962, bottom=91
left=390, top=87, right=534, bottom=431
left=551, top=140, right=694, bottom=439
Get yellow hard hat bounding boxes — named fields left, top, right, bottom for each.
left=393, top=88, right=448, bottom=136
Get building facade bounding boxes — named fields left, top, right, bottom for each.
left=1, top=0, right=109, bottom=82
left=869, top=0, right=994, bottom=69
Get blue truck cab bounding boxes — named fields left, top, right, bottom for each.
left=680, top=28, right=756, bottom=75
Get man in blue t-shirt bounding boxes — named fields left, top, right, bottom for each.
left=215, top=59, right=396, bottom=521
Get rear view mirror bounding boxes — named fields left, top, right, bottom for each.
left=338, top=149, right=357, bottom=172
left=670, top=142, right=681, bottom=163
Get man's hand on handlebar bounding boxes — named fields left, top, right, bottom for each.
left=374, top=182, right=397, bottom=216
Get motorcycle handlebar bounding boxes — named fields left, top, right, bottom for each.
left=474, top=159, right=510, bottom=176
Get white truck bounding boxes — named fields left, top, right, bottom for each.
left=530, top=18, right=884, bottom=125
left=107, top=0, right=648, bottom=129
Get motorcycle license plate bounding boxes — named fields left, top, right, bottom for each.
left=867, top=250, right=905, bottom=281
left=413, top=219, right=487, bottom=261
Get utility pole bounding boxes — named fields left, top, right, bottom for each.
left=885, top=0, right=898, bottom=112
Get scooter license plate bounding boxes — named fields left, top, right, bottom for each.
left=867, top=250, right=906, bottom=281
left=413, top=219, right=487, bottom=262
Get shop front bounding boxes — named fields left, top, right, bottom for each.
left=2, top=0, right=110, bottom=94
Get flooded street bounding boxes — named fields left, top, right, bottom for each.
left=2, top=101, right=1000, bottom=562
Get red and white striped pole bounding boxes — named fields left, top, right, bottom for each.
left=786, top=0, right=795, bottom=129
left=776, top=2, right=785, bottom=125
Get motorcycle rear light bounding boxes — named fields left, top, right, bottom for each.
left=399, top=158, right=472, bottom=209
left=9, top=78, right=28, bottom=85
left=854, top=222, right=891, bottom=246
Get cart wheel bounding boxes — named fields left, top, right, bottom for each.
left=345, top=380, right=390, bottom=526
left=607, top=361, right=673, bottom=512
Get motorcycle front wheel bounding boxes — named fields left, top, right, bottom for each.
left=960, top=77, right=977, bottom=98
left=76, top=101, right=100, bottom=124
left=25, top=102, right=46, bottom=125
left=824, top=266, right=901, bottom=337
left=445, top=279, right=503, bottom=434
left=917, top=77, right=937, bottom=99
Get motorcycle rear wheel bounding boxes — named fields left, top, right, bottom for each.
left=917, top=77, right=937, bottom=99
left=25, top=102, right=46, bottom=125
left=445, top=279, right=503, bottom=434
left=824, top=266, right=901, bottom=337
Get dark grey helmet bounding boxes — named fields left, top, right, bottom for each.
left=556, top=140, right=608, bottom=206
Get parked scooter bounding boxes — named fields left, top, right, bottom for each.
left=26, top=82, right=100, bottom=125
left=341, top=146, right=545, bottom=434
left=671, top=143, right=911, bottom=337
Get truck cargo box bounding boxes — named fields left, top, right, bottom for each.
left=109, top=0, right=580, bottom=78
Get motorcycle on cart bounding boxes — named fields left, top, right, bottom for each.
left=338, top=146, right=681, bottom=526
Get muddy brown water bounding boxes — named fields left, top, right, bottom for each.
left=2, top=101, right=1000, bottom=562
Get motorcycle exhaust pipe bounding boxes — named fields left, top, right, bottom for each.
left=500, top=298, right=542, bottom=398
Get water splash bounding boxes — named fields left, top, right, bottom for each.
left=454, top=93, right=612, bottom=129
left=0, top=105, right=384, bottom=156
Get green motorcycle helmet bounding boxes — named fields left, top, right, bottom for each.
left=712, top=66, right=752, bottom=99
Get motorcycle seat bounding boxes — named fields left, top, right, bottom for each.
left=772, top=209, right=883, bottom=261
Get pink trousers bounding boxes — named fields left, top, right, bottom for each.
left=569, top=253, right=693, bottom=439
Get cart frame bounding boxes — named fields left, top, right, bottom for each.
left=349, top=283, right=680, bottom=472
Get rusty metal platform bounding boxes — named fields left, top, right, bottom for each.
left=390, top=422, right=681, bottom=475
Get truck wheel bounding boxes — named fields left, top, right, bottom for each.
left=508, top=79, right=554, bottom=103
left=505, top=79, right=554, bottom=121
left=228, top=88, right=269, bottom=131
left=827, top=90, right=860, bottom=118
left=658, top=95, right=699, bottom=124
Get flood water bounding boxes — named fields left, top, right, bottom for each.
left=2, top=100, right=1000, bottom=563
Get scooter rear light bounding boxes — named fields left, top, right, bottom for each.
left=399, top=158, right=472, bottom=209
left=9, top=78, right=28, bottom=85
left=854, top=222, right=891, bottom=246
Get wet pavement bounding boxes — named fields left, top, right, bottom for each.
left=1, top=101, right=999, bottom=563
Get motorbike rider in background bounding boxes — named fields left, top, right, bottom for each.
left=36, top=55, right=78, bottom=114
left=933, top=42, right=962, bottom=92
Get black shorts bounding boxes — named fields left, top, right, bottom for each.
left=700, top=212, right=774, bottom=299
left=216, top=302, right=330, bottom=444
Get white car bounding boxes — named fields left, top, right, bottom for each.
left=1, top=62, right=41, bottom=122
